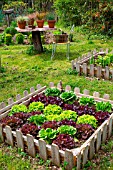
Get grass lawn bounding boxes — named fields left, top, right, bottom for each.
left=1, top=27, right=113, bottom=169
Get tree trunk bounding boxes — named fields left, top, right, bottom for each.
left=32, top=31, right=43, bottom=53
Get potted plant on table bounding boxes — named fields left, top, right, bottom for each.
left=17, top=16, right=28, bottom=29
left=35, top=12, right=46, bottom=28
left=46, top=12, right=56, bottom=28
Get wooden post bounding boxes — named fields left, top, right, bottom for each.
left=5, top=126, right=14, bottom=146
left=16, top=130, right=24, bottom=151
left=64, top=149, right=74, bottom=170
left=90, top=64, right=94, bottom=77
left=39, top=139, right=47, bottom=161
left=32, top=31, right=43, bottom=53
left=83, top=63, right=87, bottom=76
left=27, top=134, right=36, bottom=157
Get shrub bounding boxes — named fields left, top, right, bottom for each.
left=5, top=26, right=17, bottom=36
left=15, top=33, right=24, bottom=44
left=4, top=34, right=12, bottom=45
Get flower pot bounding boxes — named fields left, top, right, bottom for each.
left=17, top=21, right=26, bottom=29
left=28, top=18, right=34, bottom=26
left=48, top=20, right=56, bottom=28
left=36, top=20, right=44, bottom=28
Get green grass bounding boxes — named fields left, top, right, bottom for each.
left=1, top=27, right=113, bottom=169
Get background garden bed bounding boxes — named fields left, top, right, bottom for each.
left=0, top=82, right=113, bottom=170
left=72, top=48, right=113, bottom=81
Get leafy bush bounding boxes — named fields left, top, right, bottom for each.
left=39, top=128, right=58, bottom=144
left=4, top=34, right=12, bottom=45
left=0, top=32, right=5, bottom=43
left=28, top=102, right=44, bottom=112
left=96, top=101, right=112, bottom=112
left=79, top=97, right=95, bottom=106
left=77, top=114, right=98, bottom=128
left=44, top=88, right=61, bottom=97
left=9, top=104, right=27, bottom=116
left=58, top=125, right=77, bottom=136
left=5, top=26, right=17, bottom=36
left=44, top=104, right=62, bottom=116
left=15, top=33, right=24, bottom=44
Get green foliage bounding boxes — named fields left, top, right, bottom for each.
left=44, top=87, right=61, bottom=97
left=96, top=101, right=112, bottom=112
left=39, top=128, right=58, bottom=144
left=5, top=26, right=17, bottom=36
left=77, top=114, right=98, bottom=128
left=79, top=97, right=95, bottom=106
left=60, top=110, right=78, bottom=121
left=0, top=32, right=5, bottom=43
left=4, top=34, right=12, bottom=45
left=28, top=102, right=44, bottom=112
left=60, top=91, right=76, bottom=103
left=58, top=125, right=77, bottom=136
left=15, top=33, right=24, bottom=44
left=28, top=34, right=33, bottom=45
left=9, top=104, right=27, bottom=116
left=28, top=114, right=46, bottom=125
left=66, top=68, right=78, bottom=75
left=26, top=45, right=37, bottom=55
left=54, top=0, right=81, bottom=26
left=46, top=110, right=77, bottom=122
left=46, top=12, right=55, bottom=20
left=44, top=104, right=62, bottom=116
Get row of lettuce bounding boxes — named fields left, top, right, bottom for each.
left=0, top=88, right=112, bottom=150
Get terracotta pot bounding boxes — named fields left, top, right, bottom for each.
left=48, top=20, right=56, bottom=28
left=17, top=21, right=26, bottom=29
left=28, top=18, right=34, bottom=26
left=36, top=20, right=44, bottom=28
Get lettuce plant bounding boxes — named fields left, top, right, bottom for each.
left=60, top=110, right=78, bottom=121
left=28, top=114, right=46, bottom=125
left=44, top=104, right=62, bottom=115
left=28, top=101, right=44, bottom=112
left=38, top=128, right=58, bottom=144
left=44, top=88, right=61, bottom=97
left=9, top=104, right=28, bottom=116
left=53, top=134, right=76, bottom=150
left=77, top=114, right=98, bottom=128
left=79, top=97, right=95, bottom=106
left=60, top=91, right=77, bottom=103
left=58, top=125, right=77, bottom=136
left=96, top=101, right=112, bottom=112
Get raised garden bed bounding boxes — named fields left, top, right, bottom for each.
left=72, top=48, right=113, bottom=81
left=0, top=82, right=113, bottom=170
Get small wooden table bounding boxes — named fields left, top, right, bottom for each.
left=16, top=26, right=55, bottom=53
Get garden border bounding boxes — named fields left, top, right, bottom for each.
left=0, top=82, right=113, bottom=170
left=71, top=48, right=113, bottom=81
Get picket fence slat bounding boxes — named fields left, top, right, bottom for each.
left=5, top=126, right=14, bottom=146
left=65, top=85, right=71, bottom=92
left=0, top=102, right=6, bottom=110
left=102, top=121, right=108, bottom=143
left=51, top=144, right=60, bottom=167
left=65, top=149, right=74, bottom=170
left=96, top=129, right=101, bottom=152
left=0, top=125, right=4, bottom=142
left=27, top=134, right=36, bottom=157
left=16, top=130, right=24, bottom=151
left=16, top=94, right=21, bottom=101
left=39, top=139, right=47, bottom=161
left=76, top=152, right=82, bottom=170
left=108, top=117, right=112, bottom=138
left=89, top=137, right=95, bottom=159
left=82, top=145, right=89, bottom=166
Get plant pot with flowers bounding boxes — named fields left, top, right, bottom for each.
left=17, top=16, right=27, bottom=29
left=35, top=12, right=46, bottom=28
left=46, top=12, right=56, bottom=28
left=27, top=8, right=35, bottom=28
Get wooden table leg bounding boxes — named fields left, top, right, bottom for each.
left=32, top=31, right=43, bottom=53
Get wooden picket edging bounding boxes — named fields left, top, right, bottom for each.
left=71, top=48, right=113, bottom=80
left=0, top=82, right=113, bottom=170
